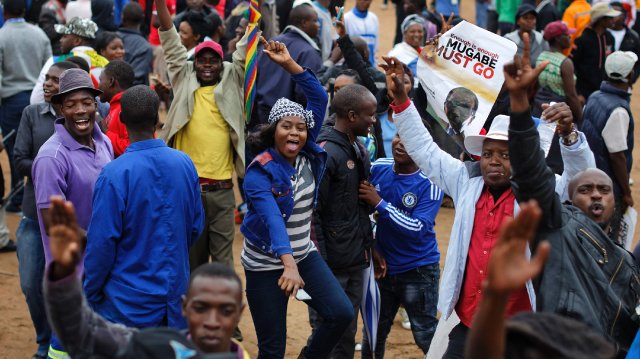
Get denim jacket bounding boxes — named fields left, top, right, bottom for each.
left=240, top=69, right=328, bottom=258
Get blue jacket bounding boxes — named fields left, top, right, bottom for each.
left=240, top=69, right=328, bottom=258
left=84, top=139, right=204, bottom=329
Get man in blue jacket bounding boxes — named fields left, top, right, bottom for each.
left=83, top=85, right=204, bottom=329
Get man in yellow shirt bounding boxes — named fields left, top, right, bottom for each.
left=562, top=0, right=592, bottom=53
left=156, top=0, right=249, bottom=270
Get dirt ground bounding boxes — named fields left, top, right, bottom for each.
left=0, top=1, right=638, bottom=358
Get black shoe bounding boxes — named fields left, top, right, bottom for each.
left=5, top=202, right=21, bottom=213
left=0, top=240, right=16, bottom=252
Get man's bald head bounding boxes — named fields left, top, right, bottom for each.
left=569, top=168, right=616, bottom=231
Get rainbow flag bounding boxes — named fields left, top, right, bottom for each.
left=244, top=0, right=261, bottom=123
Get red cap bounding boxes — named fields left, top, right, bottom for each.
left=543, top=21, right=577, bottom=41
left=194, top=40, right=224, bottom=59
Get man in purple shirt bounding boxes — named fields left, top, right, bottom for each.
left=31, top=68, right=113, bottom=358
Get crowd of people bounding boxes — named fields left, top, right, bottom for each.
left=1, top=0, right=640, bottom=358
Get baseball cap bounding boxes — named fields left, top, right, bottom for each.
left=590, top=3, right=622, bottom=24
left=543, top=21, right=576, bottom=41
left=464, top=115, right=509, bottom=156
left=194, top=40, right=224, bottom=59
left=515, top=4, right=537, bottom=22
left=605, top=51, right=638, bottom=81
left=54, top=17, right=99, bottom=39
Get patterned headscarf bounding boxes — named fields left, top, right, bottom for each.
left=268, top=98, right=315, bottom=129
left=401, top=14, right=427, bottom=34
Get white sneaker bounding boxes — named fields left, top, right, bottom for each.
left=399, top=307, right=411, bottom=330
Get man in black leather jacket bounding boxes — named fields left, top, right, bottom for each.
left=506, top=34, right=640, bottom=354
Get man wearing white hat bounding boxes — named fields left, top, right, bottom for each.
left=380, top=54, right=596, bottom=358
left=581, top=50, right=638, bottom=243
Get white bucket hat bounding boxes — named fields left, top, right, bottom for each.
left=464, top=115, right=510, bottom=156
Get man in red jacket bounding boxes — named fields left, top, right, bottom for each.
left=98, top=59, right=135, bottom=156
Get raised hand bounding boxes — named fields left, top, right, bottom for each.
left=486, top=201, right=550, bottom=296
left=380, top=56, right=408, bottom=104
left=48, top=196, right=86, bottom=279
left=260, top=36, right=303, bottom=74
left=504, top=33, right=548, bottom=93
left=504, top=32, right=548, bottom=112
left=541, top=102, right=574, bottom=137
left=334, top=6, right=347, bottom=38
left=439, top=12, right=454, bottom=34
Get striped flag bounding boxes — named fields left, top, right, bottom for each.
left=244, top=0, right=261, bottom=123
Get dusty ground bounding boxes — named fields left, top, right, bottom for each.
left=0, top=1, right=638, bottom=358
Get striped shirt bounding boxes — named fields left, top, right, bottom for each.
left=241, top=156, right=316, bottom=271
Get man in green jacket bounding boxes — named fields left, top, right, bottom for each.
left=156, top=0, right=250, bottom=270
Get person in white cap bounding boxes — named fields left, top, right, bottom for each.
left=378, top=49, right=595, bottom=357
left=581, top=50, right=638, bottom=244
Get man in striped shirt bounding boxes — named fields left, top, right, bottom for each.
left=358, top=134, right=443, bottom=358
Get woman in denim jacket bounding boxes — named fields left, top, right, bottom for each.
left=240, top=38, right=354, bottom=359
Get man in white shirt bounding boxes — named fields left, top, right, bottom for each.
left=344, top=0, right=379, bottom=65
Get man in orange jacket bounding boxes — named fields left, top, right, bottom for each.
left=98, top=59, right=135, bottom=157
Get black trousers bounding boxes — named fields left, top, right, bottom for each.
left=442, top=322, right=469, bottom=359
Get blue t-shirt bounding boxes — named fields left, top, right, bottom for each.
left=370, top=158, right=443, bottom=275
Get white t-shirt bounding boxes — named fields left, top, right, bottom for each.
left=602, top=107, right=630, bottom=153
left=608, top=28, right=626, bottom=51
left=344, top=9, right=379, bottom=65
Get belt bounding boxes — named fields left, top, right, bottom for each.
left=199, top=178, right=233, bottom=192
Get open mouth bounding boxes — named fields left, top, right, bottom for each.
left=589, top=203, right=604, bottom=217
left=286, top=140, right=300, bottom=152
left=74, top=119, right=91, bottom=131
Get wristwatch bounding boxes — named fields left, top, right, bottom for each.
left=561, top=125, right=579, bottom=146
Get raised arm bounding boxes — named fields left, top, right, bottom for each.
left=155, top=0, right=173, bottom=32
left=506, top=33, right=564, bottom=231
left=156, top=0, right=188, bottom=83
left=44, top=197, right=134, bottom=359
left=260, top=36, right=328, bottom=141
left=380, top=56, right=468, bottom=200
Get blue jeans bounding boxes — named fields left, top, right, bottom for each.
left=0, top=90, right=29, bottom=205
left=475, top=0, right=488, bottom=29
left=308, top=269, right=363, bottom=359
left=16, top=216, right=51, bottom=355
left=245, top=251, right=354, bottom=359
left=361, top=263, right=440, bottom=358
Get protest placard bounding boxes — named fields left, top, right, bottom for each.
left=417, top=21, right=517, bottom=149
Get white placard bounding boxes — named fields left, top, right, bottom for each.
left=417, top=21, right=517, bottom=142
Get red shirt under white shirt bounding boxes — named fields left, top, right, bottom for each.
left=455, top=186, right=532, bottom=328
